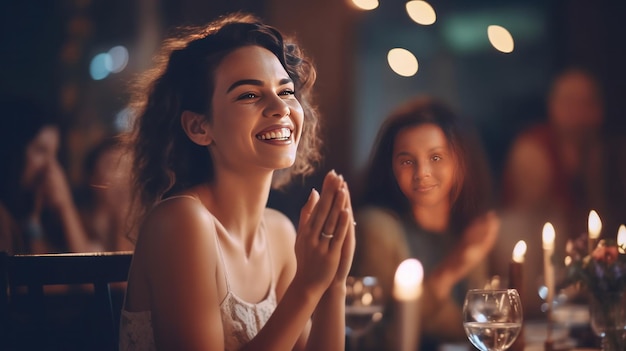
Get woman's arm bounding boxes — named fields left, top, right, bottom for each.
left=40, top=159, right=101, bottom=253
left=426, top=210, right=499, bottom=301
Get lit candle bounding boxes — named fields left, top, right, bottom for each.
left=393, top=258, right=423, bottom=351
left=542, top=222, right=556, bottom=344
left=588, top=210, right=602, bottom=254
left=618, top=225, right=626, bottom=254
left=509, top=240, right=526, bottom=351
left=509, top=240, right=526, bottom=289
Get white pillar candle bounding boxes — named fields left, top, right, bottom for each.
left=393, top=258, right=423, bottom=351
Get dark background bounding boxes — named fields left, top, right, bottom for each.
left=1, top=0, right=625, bottom=223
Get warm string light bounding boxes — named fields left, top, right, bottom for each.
left=487, top=25, right=515, bottom=53
left=405, top=0, right=436, bottom=25
left=350, top=0, right=379, bottom=10
left=352, top=1, right=515, bottom=77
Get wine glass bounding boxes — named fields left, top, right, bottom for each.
left=345, top=276, right=384, bottom=351
left=463, top=289, right=523, bottom=351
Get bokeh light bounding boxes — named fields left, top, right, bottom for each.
left=406, top=0, right=436, bottom=25
left=487, top=25, right=514, bottom=53
left=387, top=48, right=419, bottom=77
left=89, top=53, right=112, bottom=80
left=351, top=0, right=379, bottom=10
left=106, top=46, right=129, bottom=73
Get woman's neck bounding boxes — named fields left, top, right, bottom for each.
left=202, top=170, right=272, bottom=240
left=411, top=202, right=450, bottom=233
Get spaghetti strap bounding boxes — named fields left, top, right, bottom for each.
left=214, top=217, right=273, bottom=295
left=213, top=228, right=231, bottom=292
left=156, top=195, right=199, bottom=204
left=260, top=220, right=274, bottom=289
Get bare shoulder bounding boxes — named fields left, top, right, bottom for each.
left=134, top=197, right=218, bottom=280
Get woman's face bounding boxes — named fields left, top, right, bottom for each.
left=208, top=45, right=304, bottom=173
left=392, top=123, right=457, bottom=209
left=22, top=126, right=59, bottom=189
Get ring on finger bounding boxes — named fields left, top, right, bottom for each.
left=320, top=231, right=334, bottom=239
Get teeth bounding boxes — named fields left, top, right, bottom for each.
left=257, top=128, right=292, bottom=140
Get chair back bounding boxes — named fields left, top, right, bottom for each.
left=0, top=251, right=133, bottom=351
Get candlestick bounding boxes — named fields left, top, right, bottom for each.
left=509, top=240, right=526, bottom=351
left=618, top=225, right=626, bottom=254
left=542, top=222, right=556, bottom=347
left=588, top=210, right=602, bottom=254
left=393, top=258, right=423, bottom=351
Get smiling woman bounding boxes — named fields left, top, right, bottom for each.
left=119, top=13, right=355, bottom=351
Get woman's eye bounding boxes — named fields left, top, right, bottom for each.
left=400, top=159, right=413, bottom=166
left=279, top=89, right=295, bottom=96
left=238, top=93, right=258, bottom=100
left=432, top=155, right=442, bottom=162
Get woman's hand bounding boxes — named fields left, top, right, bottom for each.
left=331, top=181, right=355, bottom=287
left=292, top=170, right=351, bottom=298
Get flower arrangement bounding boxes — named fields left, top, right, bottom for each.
left=561, top=237, right=626, bottom=299
left=560, top=235, right=626, bottom=351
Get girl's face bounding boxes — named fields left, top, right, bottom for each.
left=391, top=123, right=457, bottom=209
left=22, top=126, right=59, bottom=189
left=208, top=45, right=304, bottom=174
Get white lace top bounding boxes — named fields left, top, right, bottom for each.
left=119, top=202, right=277, bottom=351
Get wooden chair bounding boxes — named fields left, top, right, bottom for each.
left=0, top=251, right=133, bottom=351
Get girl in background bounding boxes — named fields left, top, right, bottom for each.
left=352, top=95, right=499, bottom=350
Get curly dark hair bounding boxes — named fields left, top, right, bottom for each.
left=124, top=12, right=321, bottom=223
left=357, top=96, right=493, bottom=233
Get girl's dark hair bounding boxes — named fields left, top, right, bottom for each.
left=358, top=96, right=492, bottom=233
left=124, top=13, right=321, bottom=227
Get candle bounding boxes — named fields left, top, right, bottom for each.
left=509, top=240, right=526, bottom=290
left=542, top=222, right=556, bottom=345
left=509, top=240, right=526, bottom=351
left=588, top=210, right=602, bottom=254
left=618, top=225, right=626, bottom=254
left=393, top=258, right=423, bottom=351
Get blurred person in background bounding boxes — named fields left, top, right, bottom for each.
left=495, top=66, right=626, bottom=319
left=351, top=96, right=500, bottom=350
left=0, top=96, right=99, bottom=253
left=77, top=137, right=134, bottom=251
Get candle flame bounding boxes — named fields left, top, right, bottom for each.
left=588, top=210, right=602, bottom=239
left=542, top=222, right=555, bottom=250
left=512, top=240, right=527, bottom=263
left=393, top=258, right=423, bottom=301
left=564, top=256, right=572, bottom=266
left=618, top=225, right=626, bottom=254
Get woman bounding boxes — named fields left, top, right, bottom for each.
left=352, top=96, right=499, bottom=350
left=0, top=97, right=95, bottom=254
left=119, top=13, right=355, bottom=351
